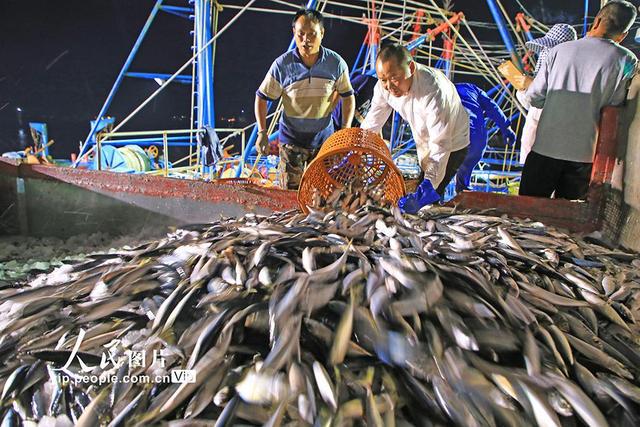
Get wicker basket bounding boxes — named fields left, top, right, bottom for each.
left=298, top=128, right=406, bottom=212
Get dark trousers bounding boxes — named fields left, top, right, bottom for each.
left=519, top=151, right=592, bottom=200
left=436, top=146, right=469, bottom=196
left=417, top=146, right=469, bottom=196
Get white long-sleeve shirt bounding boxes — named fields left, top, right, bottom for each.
left=516, top=89, right=543, bottom=164
left=361, top=64, right=469, bottom=186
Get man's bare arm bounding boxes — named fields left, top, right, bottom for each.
left=341, top=95, right=356, bottom=128
left=254, top=96, right=268, bottom=131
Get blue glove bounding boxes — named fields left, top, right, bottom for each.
left=502, top=127, right=517, bottom=145
left=398, top=179, right=441, bottom=214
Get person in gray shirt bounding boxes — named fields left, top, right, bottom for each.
left=519, top=0, right=638, bottom=200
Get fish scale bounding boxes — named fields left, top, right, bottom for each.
left=0, top=186, right=638, bottom=426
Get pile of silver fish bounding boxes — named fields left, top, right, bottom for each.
left=1, top=197, right=640, bottom=426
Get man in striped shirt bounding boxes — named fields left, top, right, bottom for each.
left=255, top=9, right=355, bottom=190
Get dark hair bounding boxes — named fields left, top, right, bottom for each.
left=292, top=9, right=324, bottom=28
left=597, top=0, right=638, bottom=36
left=377, top=43, right=412, bottom=66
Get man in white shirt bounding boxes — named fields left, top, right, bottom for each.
left=361, top=43, right=470, bottom=214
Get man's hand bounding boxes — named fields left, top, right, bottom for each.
left=256, top=131, right=270, bottom=155
left=254, top=96, right=269, bottom=154
left=501, top=127, right=517, bottom=145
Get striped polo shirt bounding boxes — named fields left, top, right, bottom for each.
left=257, top=46, right=354, bottom=148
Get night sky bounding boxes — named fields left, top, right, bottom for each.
left=0, top=0, right=637, bottom=158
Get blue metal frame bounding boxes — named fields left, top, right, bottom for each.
left=444, top=59, right=452, bottom=78
left=125, top=72, right=193, bottom=84
left=194, top=0, right=215, bottom=130
left=351, top=42, right=367, bottom=74
left=391, top=138, right=416, bottom=160
left=160, top=5, right=194, bottom=19
left=485, top=0, right=522, bottom=69
left=74, top=0, right=219, bottom=171
left=88, top=117, right=116, bottom=147
left=487, top=81, right=510, bottom=97
left=583, top=0, right=590, bottom=37
left=406, top=34, right=428, bottom=52
left=522, top=27, right=534, bottom=42
left=75, top=0, right=164, bottom=166
left=389, top=113, right=401, bottom=151
left=100, top=138, right=193, bottom=147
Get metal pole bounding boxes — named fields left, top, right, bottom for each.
left=399, top=0, right=407, bottom=41
left=583, top=0, right=590, bottom=37
left=351, top=39, right=367, bottom=74
left=97, top=137, right=102, bottom=171
left=390, top=112, right=400, bottom=151
left=210, top=0, right=220, bottom=126
left=75, top=0, right=164, bottom=167
left=442, top=33, right=454, bottom=78
left=405, top=12, right=463, bottom=52
left=487, top=82, right=503, bottom=97
left=485, top=0, right=522, bottom=69
left=195, top=0, right=203, bottom=131
left=188, top=4, right=198, bottom=166
left=195, top=0, right=213, bottom=130
left=493, top=0, right=528, bottom=59
left=163, top=132, right=169, bottom=176
left=203, top=0, right=215, bottom=128
left=240, top=131, right=246, bottom=176
left=515, top=13, right=534, bottom=42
